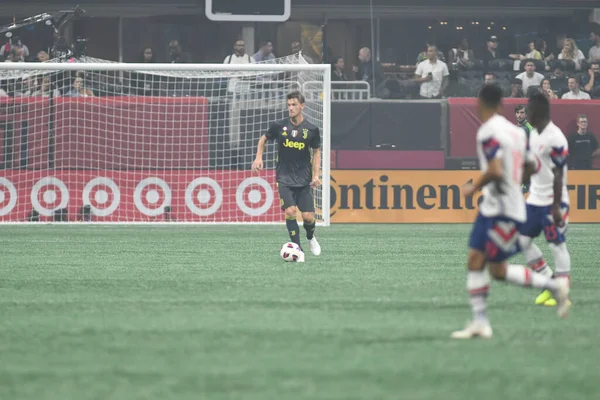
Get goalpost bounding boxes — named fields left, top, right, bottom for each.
left=0, top=59, right=331, bottom=225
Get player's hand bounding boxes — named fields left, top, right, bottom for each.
left=552, top=204, right=565, bottom=228
left=461, top=183, right=476, bottom=197
left=310, top=177, right=321, bottom=188
left=251, top=159, right=263, bottom=173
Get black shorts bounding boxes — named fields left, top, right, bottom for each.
left=278, top=184, right=315, bottom=212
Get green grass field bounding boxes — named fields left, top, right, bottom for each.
left=1, top=224, right=599, bottom=400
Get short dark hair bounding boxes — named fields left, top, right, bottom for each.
left=515, top=104, right=526, bottom=113
left=478, top=84, right=503, bottom=109
left=286, top=91, right=305, bottom=104
left=577, top=113, right=588, bottom=121
left=528, top=92, right=550, bottom=120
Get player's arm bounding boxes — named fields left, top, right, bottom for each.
left=550, top=144, right=568, bottom=227
left=310, top=128, right=322, bottom=187
left=253, top=125, right=276, bottom=172
left=311, top=147, right=321, bottom=187
left=463, top=137, right=503, bottom=196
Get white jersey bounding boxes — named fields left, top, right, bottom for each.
left=476, top=114, right=527, bottom=222
left=526, top=121, right=569, bottom=207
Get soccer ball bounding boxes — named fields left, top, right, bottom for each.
left=280, top=242, right=302, bottom=262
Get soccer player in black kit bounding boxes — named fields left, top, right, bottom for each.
left=252, top=91, right=322, bottom=262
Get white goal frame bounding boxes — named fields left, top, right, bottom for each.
left=0, top=62, right=331, bottom=226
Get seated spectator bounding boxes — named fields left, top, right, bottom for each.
left=1, top=38, right=29, bottom=60
left=480, top=36, right=503, bottom=69
left=65, top=77, right=95, bottom=97
left=168, top=40, right=191, bottom=63
left=31, top=77, right=60, bottom=97
left=540, top=79, right=558, bottom=99
left=589, top=27, right=600, bottom=63
left=510, top=78, right=524, bottom=98
left=510, top=38, right=544, bottom=62
left=413, top=45, right=449, bottom=99
left=558, top=38, right=585, bottom=70
left=581, top=61, right=600, bottom=95
left=515, top=60, right=544, bottom=93
left=549, top=65, right=568, bottom=92
left=331, top=56, right=348, bottom=81
left=561, top=77, right=591, bottom=99
left=37, top=51, right=49, bottom=62
left=484, top=72, right=496, bottom=84
left=253, top=41, right=275, bottom=62
left=291, top=41, right=314, bottom=63
left=448, top=38, right=474, bottom=68
left=4, top=47, right=24, bottom=62
left=567, top=114, right=599, bottom=169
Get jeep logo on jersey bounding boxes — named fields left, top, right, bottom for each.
left=283, top=138, right=305, bottom=150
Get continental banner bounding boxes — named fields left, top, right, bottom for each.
left=330, top=170, right=600, bottom=223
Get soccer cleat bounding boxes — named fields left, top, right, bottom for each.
left=535, top=289, right=553, bottom=305
left=551, top=279, right=570, bottom=318
left=297, top=251, right=305, bottom=263
left=451, top=321, right=493, bottom=340
left=308, top=236, right=321, bottom=256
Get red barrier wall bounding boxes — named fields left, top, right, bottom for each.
left=336, top=150, right=445, bottom=169
left=0, top=97, right=209, bottom=169
left=0, top=170, right=281, bottom=222
left=449, top=98, right=600, bottom=168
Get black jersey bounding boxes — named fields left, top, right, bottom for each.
left=264, top=117, right=321, bottom=187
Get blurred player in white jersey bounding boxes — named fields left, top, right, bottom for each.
left=452, top=85, right=570, bottom=340
left=515, top=92, right=571, bottom=307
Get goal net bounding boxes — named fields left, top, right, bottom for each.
left=0, top=55, right=331, bottom=225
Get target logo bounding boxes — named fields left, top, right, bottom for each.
left=236, top=177, right=274, bottom=216
left=133, top=177, right=172, bottom=216
left=82, top=177, right=121, bottom=217
left=185, top=177, right=223, bottom=216
left=30, top=177, right=69, bottom=217
left=0, top=177, right=17, bottom=216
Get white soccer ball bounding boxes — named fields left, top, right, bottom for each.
left=280, top=242, right=302, bottom=262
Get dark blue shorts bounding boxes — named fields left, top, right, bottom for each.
left=519, top=203, right=569, bottom=244
left=468, top=213, right=521, bottom=262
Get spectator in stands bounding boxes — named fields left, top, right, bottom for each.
left=510, top=39, right=544, bottom=62
left=417, top=41, right=445, bottom=64
left=4, top=47, right=24, bottom=62
left=131, top=47, right=158, bottom=96
left=550, top=65, right=568, bottom=93
left=546, top=33, right=567, bottom=63
left=414, top=45, right=449, bottom=99
left=253, top=41, right=275, bottom=62
left=1, top=37, right=29, bottom=61
left=168, top=40, right=191, bottom=63
left=37, top=51, right=49, bottom=62
left=581, top=61, right=600, bottom=97
left=515, top=60, right=544, bottom=94
left=480, top=36, right=501, bottom=68
left=224, top=40, right=255, bottom=64
left=561, top=77, right=590, bottom=99
left=567, top=114, right=599, bottom=169
left=589, top=27, right=600, bottom=62
left=354, top=47, right=384, bottom=95
left=65, top=77, right=95, bottom=97
left=540, top=79, right=558, bottom=100
left=483, top=72, right=496, bottom=85
left=291, top=41, right=314, bottom=63
left=31, top=77, right=60, bottom=98
left=558, top=38, right=585, bottom=70
left=331, top=56, right=348, bottom=81
left=448, top=38, right=474, bottom=69
left=141, top=47, right=154, bottom=63
left=509, top=78, right=524, bottom=98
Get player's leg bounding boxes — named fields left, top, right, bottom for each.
left=516, top=204, right=555, bottom=305
left=279, top=185, right=302, bottom=251
left=451, top=214, right=493, bottom=339
left=542, top=203, right=571, bottom=307
left=297, top=186, right=320, bottom=256
left=484, top=217, right=569, bottom=318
